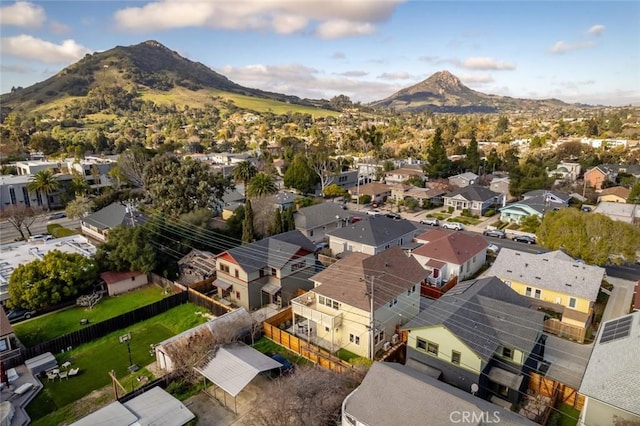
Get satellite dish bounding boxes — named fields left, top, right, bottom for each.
left=471, top=383, right=479, bottom=395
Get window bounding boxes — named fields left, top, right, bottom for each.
left=339, top=176, right=348, bottom=183
left=416, top=337, right=427, bottom=351
left=502, top=347, right=513, bottom=359
left=0, top=338, right=8, bottom=352
left=332, top=300, right=339, bottom=310
left=349, top=334, right=360, bottom=345
left=219, top=264, right=230, bottom=273
left=9, top=187, right=16, bottom=204
left=259, top=269, right=265, bottom=278
left=234, top=269, right=239, bottom=278
left=318, top=295, right=325, bottom=305
left=472, top=255, right=476, bottom=263
left=291, top=260, right=306, bottom=271
left=21, top=187, right=30, bottom=207
left=374, top=329, right=385, bottom=345
left=525, top=287, right=532, bottom=297
left=388, top=297, right=398, bottom=308
left=309, top=230, right=314, bottom=237
left=271, top=268, right=277, bottom=276
left=235, top=291, right=241, bottom=300
left=325, top=326, right=330, bottom=333
left=452, top=350, right=461, bottom=365
left=534, top=289, right=541, bottom=299
left=569, top=297, right=577, bottom=308
left=427, top=342, right=439, bottom=356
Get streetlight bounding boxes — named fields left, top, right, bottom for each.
left=119, top=333, right=139, bottom=373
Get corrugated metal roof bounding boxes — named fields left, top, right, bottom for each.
left=70, top=401, right=138, bottom=426
left=124, top=386, right=195, bottom=426
left=195, top=343, right=282, bottom=397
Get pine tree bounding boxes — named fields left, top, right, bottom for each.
left=423, top=127, right=451, bottom=179
left=465, top=131, right=480, bottom=174
left=242, top=199, right=255, bottom=244
left=271, top=208, right=283, bottom=235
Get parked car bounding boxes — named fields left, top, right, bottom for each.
left=28, top=234, right=53, bottom=242
left=420, top=217, right=440, bottom=226
left=581, top=206, right=592, bottom=212
left=366, top=209, right=383, bottom=216
left=385, top=213, right=401, bottom=220
left=48, top=212, right=67, bottom=220
left=487, top=243, right=500, bottom=253
left=483, top=229, right=507, bottom=239
left=268, top=354, right=295, bottom=377
left=442, top=222, right=464, bottom=231
left=6, top=308, right=36, bottom=323
left=512, top=235, right=536, bottom=244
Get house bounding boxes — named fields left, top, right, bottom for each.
left=411, top=229, right=488, bottom=287
left=81, top=202, right=146, bottom=242
left=100, top=271, right=148, bottom=296
left=327, top=215, right=418, bottom=256
left=0, top=173, right=73, bottom=212
left=71, top=386, right=195, bottom=426
left=448, top=172, right=478, bottom=188
left=547, top=162, right=581, bottom=181
left=390, top=185, right=446, bottom=206
left=177, top=249, right=217, bottom=284
left=384, top=166, right=425, bottom=185
left=443, top=185, right=503, bottom=216
left=155, top=308, right=254, bottom=372
left=266, top=191, right=298, bottom=211
left=584, top=166, right=614, bottom=190
left=597, top=186, right=631, bottom=204
left=489, top=249, right=605, bottom=332
left=499, top=190, right=571, bottom=224
left=347, top=182, right=392, bottom=205
left=293, top=202, right=352, bottom=243
left=342, top=362, right=536, bottom=426
left=14, top=160, right=61, bottom=175
left=578, top=311, right=640, bottom=426
left=0, top=308, right=21, bottom=367
left=315, top=170, right=358, bottom=195
left=489, top=176, right=512, bottom=201
left=214, top=230, right=317, bottom=310
left=220, top=189, right=245, bottom=220
left=291, top=247, right=427, bottom=358
left=592, top=201, right=640, bottom=224
left=402, top=276, right=546, bottom=405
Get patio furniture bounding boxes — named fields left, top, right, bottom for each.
left=58, top=371, right=68, bottom=380
left=68, top=368, right=79, bottom=377
left=14, top=383, right=33, bottom=395
left=61, top=361, right=71, bottom=369
left=46, top=371, right=58, bottom=382
left=6, top=368, right=18, bottom=383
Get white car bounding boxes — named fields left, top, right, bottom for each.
left=366, top=209, right=384, bottom=216
left=28, top=234, right=53, bottom=242
left=487, top=243, right=500, bottom=253
left=442, top=222, right=463, bottom=231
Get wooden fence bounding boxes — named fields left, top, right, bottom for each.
left=543, top=319, right=586, bottom=344
left=529, top=371, right=585, bottom=410
left=421, top=276, right=458, bottom=300
left=187, top=288, right=234, bottom=317
left=263, top=308, right=353, bottom=373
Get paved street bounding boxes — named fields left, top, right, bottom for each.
left=0, top=216, right=80, bottom=245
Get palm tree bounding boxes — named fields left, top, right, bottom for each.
left=246, top=173, right=278, bottom=198
left=232, top=160, right=257, bottom=197
left=27, top=169, right=60, bottom=211
left=70, top=175, right=90, bottom=197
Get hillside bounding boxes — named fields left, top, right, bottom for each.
left=1, top=40, right=335, bottom=115
left=370, top=71, right=573, bottom=113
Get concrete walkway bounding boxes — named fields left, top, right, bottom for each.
left=601, top=276, right=636, bottom=323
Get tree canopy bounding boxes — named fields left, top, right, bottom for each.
left=423, top=128, right=452, bottom=179
left=27, top=169, right=60, bottom=211
left=246, top=173, right=278, bottom=198
left=284, top=154, right=318, bottom=194
left=8, top=251, right=98, bottom=310
left=537, top=208, right=640, bottom=265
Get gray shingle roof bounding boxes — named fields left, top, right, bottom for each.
left=327, top=216, right=417, bottom=247
left=579, top=311, right=640, bottom=415
left=344, top=362, right=536, bottom=426
left=403, top=277, right=544, bottom=362
left=293, top=203, right=351, bottom=230
left=82, top=202, right=146, bottom=230
left=489, top=248, right=605, bottom=301
left=517, top=195, right=567, bottom=214
left=444, top=184, right=501, bottom=202
left=225, top=230, right=315, bottom=273
left=523, top=190, right=571, bottom=203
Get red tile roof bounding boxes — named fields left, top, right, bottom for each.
left=412, top=229, right=488, bottom=265
left=100, top=271, right=145, bottom=285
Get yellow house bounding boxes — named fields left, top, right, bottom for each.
left=402, top=276, right=546, bottom=405
left=291, top=247, right=428, bottom=359
left=597, top=186, right=630, bottom=204
left=489, top=249, right=605, bottom=330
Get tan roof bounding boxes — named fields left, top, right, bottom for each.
left=0, top=308, right=14, bottom=337
left=413, top=230, right=488, bottom=265
left=599, top=186, right=630, bottom=199
left=311, top=246, right=429, bottom=311
left=350, top=182, right=391, bottom=196
left=562, top=307, right=591, bottom=326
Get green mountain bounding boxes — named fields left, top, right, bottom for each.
left=1, top=40, right=331, bottom=113
left=370, top=70, right=573, bottom=113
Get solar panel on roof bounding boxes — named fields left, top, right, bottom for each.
left=599, top=315, right=633, bottom=344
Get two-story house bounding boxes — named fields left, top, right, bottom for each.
left=315, top=170, right=359, bottom=196
left=81, top=202, right=147, bottom=242
left=489, top=249, right=605, bottom=334
left=291, top=246, right=428, bottom=359
left=0, top=308, right=22, bottom=367
left=293, top=202, right=352, bottom=243
left=448, top=172, right=478, bottom=188
left=411, top=229, right=488, bottom=288
left=584, top=166, right=614, bottom=190
left=402, top=276, right=546, bottom=406
left=214, top=230, right=317, bottom=310
left=327, top=216, right=418, bottom=256
left=384, top=166, right=425, bottom=185
left=443, top=185, right=503, bottom=216
left=547, top=162, right=581, bottom=181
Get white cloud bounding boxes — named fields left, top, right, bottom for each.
left=461, top=57, right=515, bottom=70
left=49, top=21, right=72, bottom=34
left=0, top=35, right=92, bottom=63
left=458, top=73, right=495, bottom=85
left=377, top=71, right=412, bottom=80
left=113, top=0, right=401, bottom=38
left=550, top=40, right=596, bottom=54
left=0, top=1, right=46, bottom=27
left=587, top=24, right=605, bottom=36
left=338, top=70, right=368, bottom=77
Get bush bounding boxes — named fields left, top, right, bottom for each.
left=359, top=194, right=372, bottom=205
left=484, top=209, right=495, bottom=217
left=46, top=224, right=77, bottom=238
left=447, top=206, right=454, bottom=214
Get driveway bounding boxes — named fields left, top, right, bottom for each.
left=601, top=277, right=636, bottom=323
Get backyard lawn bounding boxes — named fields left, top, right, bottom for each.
left=557, top=403, right=580, bottom=426
left=14, top=285, right=168, bottom=346
left=27, top=302, right=209, bottom=425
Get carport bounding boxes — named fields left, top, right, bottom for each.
left=194, top=342, right=282, bottom=413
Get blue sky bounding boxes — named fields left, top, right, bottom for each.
left=1, top=1, right=639, bottom=106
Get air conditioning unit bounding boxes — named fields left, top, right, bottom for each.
left=383, top=342, right=391, bottom=351
left=391, top=334, right=399, bottom=345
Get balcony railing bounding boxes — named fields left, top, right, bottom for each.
left=291, top=294, right=343, bottom=329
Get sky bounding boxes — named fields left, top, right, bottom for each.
left=1, top=0, right=639, bottom=106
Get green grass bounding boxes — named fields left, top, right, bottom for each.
left=27, top=302, right=208, bottom=424
left=252, top=336, right=310, bottom=365
left=14, top=285, right=170, bottom=346
left=336, top=348, right=360, bottom=362
left=557, top=403, right=580, bottom=426
left=46, top=223, right=78, bottom=238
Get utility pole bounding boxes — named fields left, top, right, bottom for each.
left=368, top=275, right=375, bottom=360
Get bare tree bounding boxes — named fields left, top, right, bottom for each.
left=22, top=206, right=43, bottom=236
left=1, top=204, right=39, bottom=240
left=244, top=365, right=366, bottom=426
left=116, top=147, right=150, bottom=188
